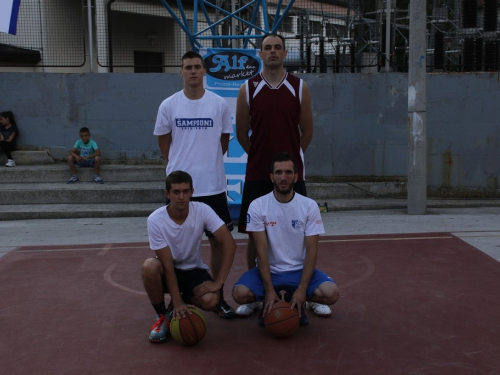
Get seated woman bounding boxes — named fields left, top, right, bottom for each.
left=0, top=111, right=19, bottom=167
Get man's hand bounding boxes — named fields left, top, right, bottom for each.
left=193, top=281, right=221, bottom=299
left=171, top=302, right=195, bottom=321
left=290, top=288, right=307, bottom=317
left=263, top=290, right=281, bottom=317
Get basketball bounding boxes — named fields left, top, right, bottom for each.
left=263, top=301, right=300, bottom=338
left=170, top=308, right=207, bottom=346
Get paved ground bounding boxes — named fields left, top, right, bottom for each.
left=2, top=205, right=499, bottom=261
left=1, top=204, right=500, bottom=374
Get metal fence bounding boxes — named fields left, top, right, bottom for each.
left=0, top=0, right=499, bottom=73
left=0, top=0, right=86, bottom=68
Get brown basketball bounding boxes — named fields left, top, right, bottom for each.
left=170, top=308, right=207, bottom=346
left=263, top=301, right=300, bottom=338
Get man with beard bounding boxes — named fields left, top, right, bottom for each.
left=232, top=153, right=339, bottom=326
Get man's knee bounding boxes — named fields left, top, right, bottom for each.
left=232, top=285, right=254, bottom=304
left=199, top=292, right=219, bottom=310
left=314, top=282, right=340, bottom=305
left=141, top=258, right=163, bottom=280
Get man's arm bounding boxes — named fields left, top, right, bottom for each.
left=157, top=133, right=172, bottom=163
left=155, top=246, right=191, bottom=320
left=69, top=147, right=82, bottom=161
left=290, top=234, right=319, bottom=316
left=236, top=83, right=251, bottom=154
left=83, top=148, right=101, bottom=160
left=220, top=133, right=230, bottom=155
left=253, top=230, right=280, bottom=315
left=194, top=225, right=236, bottom=298
left=299, top=82, right=314, bottom=152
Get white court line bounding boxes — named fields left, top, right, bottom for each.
left=103, top=263, right=146, bottom=296
left=16, top=245, right=150, bottom=253
left=98, top=243, right=113, bottom=256
left=320, top=236, right=453, bottom=243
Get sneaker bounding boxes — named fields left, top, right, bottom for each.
left=165, top=300, right=174, bottom=322
left=93, top=175, right=104, bottom=184
left=236, top=301, right=263, bottom=316
left=215, top=298, right=236, bottom=319
left=299, top=305, right=309, bottom=326
left=257, top=310, right=265, bottom=327
left=5, top=159, right=15, bottom=167
left=149, top=314, right=169, bottom=343
left=66, top=175, right=79, bottom=184
left=305, top=301, right=332, bottom=317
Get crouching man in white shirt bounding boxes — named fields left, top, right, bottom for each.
left=232, top=152, right=339, bottom=326
left=142, top=170, right=236, bottom=343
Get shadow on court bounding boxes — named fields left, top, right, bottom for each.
left=1, top=234, right=500, bottom=375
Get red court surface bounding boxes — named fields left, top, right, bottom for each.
left=1, top=233, right=500, bottom=375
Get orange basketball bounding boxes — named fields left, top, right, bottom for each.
left=263, top=301, right=300, bottom=338
left=170, top=308, right=207, bottom=346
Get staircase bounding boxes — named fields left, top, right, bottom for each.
left=0, top=158, right=411, bottom=221
left=0, top=163, right=167, bottom=220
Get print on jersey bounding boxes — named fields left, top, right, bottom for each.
left=175, top=118, right=214, bottom=129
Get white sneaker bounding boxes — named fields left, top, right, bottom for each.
left=5, top=159, right=15, bottom=167
left=235, top=301, right=263, bottom=316
left=305, top=302, right=331, bottom=317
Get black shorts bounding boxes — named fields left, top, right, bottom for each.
left=238, top=180, right=307, bottom=233
left=162, top=267, right=214, bottom=302
left=191, top=192, right=234, bottom=236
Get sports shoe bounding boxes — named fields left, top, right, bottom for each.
left=305, top=301, right=332, bottom=317
left=5, top=159, right=15, bottom=167
left=66, top=175, right=79, bottom=184
left=215, top=298, right=236, bottom=319
left=236, top=301, right=263, bottom=316
left=149, top=314, right=169, bottom=343
left=257, top=310, right=265, bottom=327
left=93, top=175, right=104, bottom=184
left=165, top=300, right=174, bottom=322
left=299, top=305, right=309, bottom=326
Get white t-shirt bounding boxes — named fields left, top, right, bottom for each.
left=246, top=192, right=325, bottom=273
left=147, top=202, right=224, bottom=270
left=154, top=90, right=233, bottom=197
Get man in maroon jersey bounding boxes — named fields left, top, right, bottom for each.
left=235, top=34, right=331, bottom=319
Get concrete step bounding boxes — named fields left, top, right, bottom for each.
left=0, top=150, right=55, bottom=165
left=0, top=164, right=165, bottom=183
left=0, top=203, right=160, bottom=220
left=0, top=181, right=166, bottom=205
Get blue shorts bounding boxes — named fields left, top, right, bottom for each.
left=233, top=267, right=335, bottom=301
left=76, top=158, right=94, bottom=168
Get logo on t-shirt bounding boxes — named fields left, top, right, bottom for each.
left=175, top=118, right=214, bottom=129
left=291, top=220, right=303, bottom=229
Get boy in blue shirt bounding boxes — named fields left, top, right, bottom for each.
left=67, top=127, right=103, bottom=184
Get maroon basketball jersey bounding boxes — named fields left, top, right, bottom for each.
left=245, top=72, right=304, bottom=181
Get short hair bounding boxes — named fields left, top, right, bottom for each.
left=181, top=51, right=204, bottom=68
left=165, top=170, right=193, bottom=191
left=271, top=152, right=297, bottom=173
left=79, top=127, right=90, bottom=133
left=261, top=33, right=286, bottom=51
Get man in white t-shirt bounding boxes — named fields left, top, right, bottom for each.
left=154, top=51, right=236, bottom=318
left=142, top=171, right=236, bottom=343
left=232, top=152, right=339, bottom=326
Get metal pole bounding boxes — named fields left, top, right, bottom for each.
left=385, top=0, right=391, bottom=71
left=408, top=0, right=427, bottom=214
left=86, top=0, right=94, bottom=73
left=231, top=0, right=239, bottom=48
